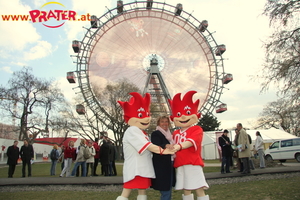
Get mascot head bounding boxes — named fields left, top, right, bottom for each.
left=168, top=90, right=201, bottom=128
left=118, top=92, right=151, bottom=130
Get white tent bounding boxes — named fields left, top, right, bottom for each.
left=202, top=128, right=298, bottom=160
left=202, top=132, right=219, bottom=160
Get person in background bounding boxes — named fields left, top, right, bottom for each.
left=71, top=139, right=88, bottom=177
left=58, top=145, right=65, bottom=171
left=7, top=140, right=19, bottom=178
left=151, top=115, right=176, bottom=200
left=218, top=129, right=233, bottom=174
left=60, top=140, right=74, bottom=177
left=93, top=138, right=100, bottom=176
left=254, top=131, right=265, bottom=169
left=50, top=144, right=60, bottom=176
left=100, top=138, right=110, bottom=176
left=233, top=129, right=243, bottom=172
left=108, top=140, right=117, bottom=176
left=19, top=139, right=34, bottom=177
left=111, top=142, right=118, bottom=176
left=86, top=140, right=96, bottom=176
left=237, top=123, right=251, bottom=175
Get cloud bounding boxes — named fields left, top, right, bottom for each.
left=0, top=67, right=13, bottom=74
left=54, top=77, right=77, bottom=102
left=23, top=41, right=53, bottom=60
left=33, top=0, right=47, bottom=8
left=10, top=61, right=27, bottom=67
left=0, top=0, right=41, bottom=52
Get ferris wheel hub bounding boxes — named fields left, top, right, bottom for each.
left=143, top=54, right=165, bottom=72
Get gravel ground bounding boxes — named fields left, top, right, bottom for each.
left=0, top=172, right=299, bottom=192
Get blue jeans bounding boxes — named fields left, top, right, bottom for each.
left=71, top=161, right=86, bottom=177
left=160, top=190, right=172, bottom=200
left=50, top=160, right=58, bottom=175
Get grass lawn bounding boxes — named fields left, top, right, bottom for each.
left=0, top=161, right=299, bottom=200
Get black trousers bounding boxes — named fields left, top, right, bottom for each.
left=8, top=164, right=16, bottom=177
left=22, top=160, right=31, bottom=177
left=102, top=164, right=109, bottom=176
left=241, top=157, right=250, bottom=173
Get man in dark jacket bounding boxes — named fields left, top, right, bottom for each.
left=19, top=139, right=34, bottom=177
left=7, top=140, right=20, bottom=178
left=99, top=138, right=110, bottom=176
left=218, top=129, right=233, bottom=174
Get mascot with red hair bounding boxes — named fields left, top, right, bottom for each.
left=116, top=92, right=175, bottom=200
left=170, top=91, right=210, bottom=200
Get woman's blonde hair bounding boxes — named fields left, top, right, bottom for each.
left=80, top=139, right=86, bottom=145
left=53, top=144, right=58, bottom=150
left=68, top=140, right=74, bottom=147
left=156, top=115, right=170, bottom=126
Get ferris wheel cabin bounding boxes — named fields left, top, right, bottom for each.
left=222, top=73, right=233, bottom=84
left=175, top=3, right=183, bottom=16
left=72, top=40, right=80, bottom=53
left=216, top=103, right=227, bottom=113
left=90, top=15, right=98, bottom=28
left=199, top=20, right=208, bottom=32
left=76, top=104, right=85, bottom=115
left=66, top=72, right=76, bottom=83
left=215, top=44, right=226, bottom=56
left=147, top=0, right=153, bottom=9
left=117, top=1, right=124, bottom=13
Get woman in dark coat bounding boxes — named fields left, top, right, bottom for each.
left=7, top=140, right=19, bottom=178
left=151, top=115, right=176, bottom=200
left=218, top=129, right=233, bottom=174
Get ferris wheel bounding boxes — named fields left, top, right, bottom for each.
left=67, top=0, right=232, bottom=128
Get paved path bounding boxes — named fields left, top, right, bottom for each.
left=0, top=163, right=299, bottom=186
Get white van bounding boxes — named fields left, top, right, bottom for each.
left=264, top=138, right=300, bottom=162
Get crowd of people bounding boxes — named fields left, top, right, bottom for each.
left=6, top=136, right=118, bottom=178
left=219, top=123, right=266, bottom=176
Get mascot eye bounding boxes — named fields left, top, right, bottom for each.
left=186, top=110, right=191, bottom=115
left=138, top=113, right=143, bottom=118
left=176, top=112, right=181, bottom=117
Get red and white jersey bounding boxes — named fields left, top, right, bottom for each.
left=122, top=126, right=155, bottom=183
left=173, top=125, right=204, bottom=168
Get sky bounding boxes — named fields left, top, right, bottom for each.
left=0, top=0, right=278, bottom=130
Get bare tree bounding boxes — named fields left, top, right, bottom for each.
left=258, top=0, right=300, bottom=104
left=0, top=67, right=66, bottom=142
left=95, top=78, right=141, bottom=148
left=56, top=79, right=141, bottom=157
left=256, top=98, right=300, bottom=136
left=53, top=102, right=107, bottom=142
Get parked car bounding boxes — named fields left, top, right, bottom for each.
left=264, top=138, right=300, bottom=163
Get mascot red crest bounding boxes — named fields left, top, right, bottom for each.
left=118, top=92, right=151, bottom=129
left=168, top=90, right=201, bottom=122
